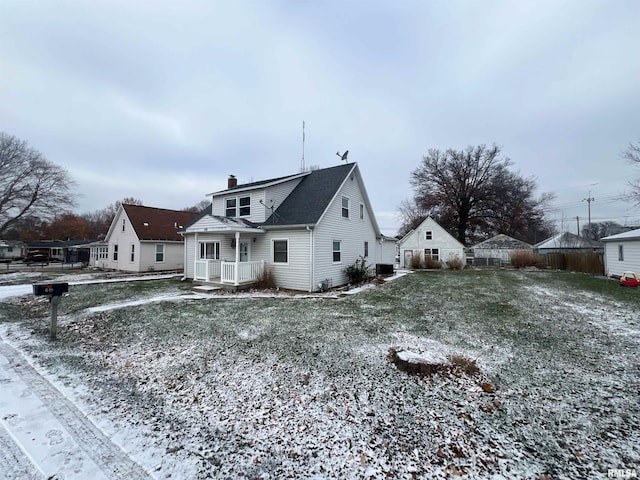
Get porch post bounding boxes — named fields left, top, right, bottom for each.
left=194, top=233, right=199, bottom=280
left=234, top=231, right=240, bottom=286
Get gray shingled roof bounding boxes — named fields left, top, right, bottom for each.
left=264, top=163, right=354, bottom=226
left=473, top=234, right=532, bottom=250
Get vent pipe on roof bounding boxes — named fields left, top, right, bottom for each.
left=228, top=175, right=237, bottom=189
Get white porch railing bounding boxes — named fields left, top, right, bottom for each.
left=221, top=260, right=265, bottom=285
left=194, top=260, right=221, bottom=281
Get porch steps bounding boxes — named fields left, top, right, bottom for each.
left=192, top=285, right=222, bottom=294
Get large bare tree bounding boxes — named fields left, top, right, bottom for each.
left=409, top=144, right=554, bottom=245
left=0, top=132, right=77, bottom=236
left=622, top=139, right=640, bottom=202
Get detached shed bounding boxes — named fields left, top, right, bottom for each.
left=397, top=216, right=465, bottom=268
left=535, top=232, right=603, bottom=254
left=601, top=228, right=640, bottom=278
left=471, top=234, right=532, bottom=266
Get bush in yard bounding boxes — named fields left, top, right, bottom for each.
left=510, top=250, right=541, bottom=268
left=255, top=267, right=276, bottom=289
left=446, top=255, right=464, bottom=270
left=423, top=256, right=442, bottom=269
left=411, top=251, right=423, bottom=269
left=343, top=256, right=372, bottom=284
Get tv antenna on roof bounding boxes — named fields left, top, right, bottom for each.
left=336, top=150, right=349, bottom=162
left=300, top=121, right=306, bottom=173
left=259, top=199, right=284, bottom=224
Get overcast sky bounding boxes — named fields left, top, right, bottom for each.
left=1, top=0, right=639, bottom=237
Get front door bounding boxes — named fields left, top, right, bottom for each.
left=239, top=241, right=249, bottom=262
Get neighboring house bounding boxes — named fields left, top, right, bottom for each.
left=601, top=228, right=640, bottom=277
left=24, top=240, right=66, bottom=262
left=92, top=204, right=198, bottom=272
left=396, top=216, right=466, bottom=268
left=471, top=234, right=533, bottom=266
left=0, top=240, right=25, bottom=260
left=182, top=162, right=395, bottom=291
left=535, top=232, right=603, bottom=254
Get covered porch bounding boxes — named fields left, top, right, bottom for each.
left=192, top=224, right=265, bottom=287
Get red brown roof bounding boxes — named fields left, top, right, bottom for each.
left=122, top=204, right=198, bottom=241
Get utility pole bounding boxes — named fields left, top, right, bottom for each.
left=582, top=191, right=595, bottom=236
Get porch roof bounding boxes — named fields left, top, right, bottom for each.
left=184, top=214, right=265, bottom=234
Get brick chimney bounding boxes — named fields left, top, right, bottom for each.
left=228, top=175, right=237, bottom=189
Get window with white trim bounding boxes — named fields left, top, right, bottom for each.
left=130, top=244, right=135, bottom=262
left=425, top=231, right=433, bottom=240
left=113, top=244, right=118, bottom=261
left=273, top=239, right=288, bottom=263
left=122, top=218, right=125, bottom=232
left=360, top=203, right=364, bottom=220
left=342, top=196, right=349, bottom=218
left=155, top=244, right=165, bottom=262
left=95, top=246, right=108, bottom=260
left=619, top=245, right=624, bottom=261
left=333, top=241, right=341, bottom=263
left=199, top=242, right=220, bottom=260
left=239, top=196, right=251, bottom=216
left=225, top=198, right=237, bottom=217
left=364, top=241, right=369, bottom=257
left=424, top=248, right=439, bottom=261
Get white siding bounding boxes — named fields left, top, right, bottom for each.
left=604, top=240, right=640, bottom=277
left=378, top=238, right=397, bottom=265
left=138, top=242, right=184, bottom=272
left=210, top=178, right=304, bottom=224
left=398, top=217, right=465, bottom=268
left=313, top=172, right=377, bottom=288
left=254, top=229, right=311, bottom=291
left=101, top=209, right=141, bottom=272
left=185, top=235, right=196, bottom=278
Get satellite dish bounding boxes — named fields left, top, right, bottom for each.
left=336, top=150, right=349, bottom=162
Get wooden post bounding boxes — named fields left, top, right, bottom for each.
left=50, top=295, right=60, bottom=340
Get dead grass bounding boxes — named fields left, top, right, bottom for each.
left=446, top=256, right=464, bottom=270
left=510, top=250, right=542, bottom=268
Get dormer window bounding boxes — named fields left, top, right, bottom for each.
left=225, top=196, right=250, bottom=217
left=225, top=198, right=237, bottom=217
left=239, top=196, right=250, bottom=216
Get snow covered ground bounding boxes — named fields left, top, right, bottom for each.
left=1, top=269, right=638, bottom=479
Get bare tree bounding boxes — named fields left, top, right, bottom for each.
left=622, top=139, right=640, bottom=202
left=0, top=132, right=77, bottom=236
left=182, top=199, right=211, bottom=213
left=410, top=144, right=554, bottom=245
left=397, top=199, right=428, bottom=238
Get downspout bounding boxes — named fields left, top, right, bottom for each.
left=307, top=226, right=314, bottom=292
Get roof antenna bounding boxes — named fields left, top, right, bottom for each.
left=336, top=150, right=349, bottom=162
left=300, top=120, right=306, bottom=173
left=259, top=199, right=284, bottom=224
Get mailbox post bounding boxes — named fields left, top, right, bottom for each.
left=33, top=283, right=69, bottom=340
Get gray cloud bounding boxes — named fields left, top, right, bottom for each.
left=1, top=0, right=639, bottom=235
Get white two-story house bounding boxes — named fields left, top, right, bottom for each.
left=182, top=162, right=395, bottom=291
